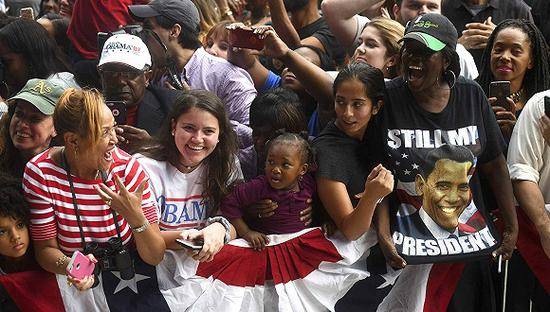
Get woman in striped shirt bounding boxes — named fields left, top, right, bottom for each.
left=22, top=89, right=165, bottom=291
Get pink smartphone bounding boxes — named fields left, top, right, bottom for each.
left=66, top=251, right=95, bottom=280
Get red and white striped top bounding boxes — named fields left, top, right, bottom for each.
left=22, top=147, right=158, bottom=254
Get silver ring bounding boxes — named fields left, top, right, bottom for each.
left=258, top=213, right=262, bottom=219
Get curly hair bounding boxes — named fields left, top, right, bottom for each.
left=140, top=90, right=239, bottom=216
left=0, top=172, right=30, bottom=224
left=477, top=19, right=550, bottom=100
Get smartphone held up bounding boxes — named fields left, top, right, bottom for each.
left=227, top=26, right=264, bottom=51
left=489, top=81, right=514, bottom=113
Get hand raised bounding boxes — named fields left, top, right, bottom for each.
left=94, top=175, right=148, bottom=228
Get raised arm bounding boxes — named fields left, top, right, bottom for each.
left=258, top=27, right=335, bottom=127
left=267, top=0, right=303, bottom=48
left=321, top=0, right=382, bottom=49
left=96, top=176, right=166, bottom=265
left=227, top=45, right=271, bottom=91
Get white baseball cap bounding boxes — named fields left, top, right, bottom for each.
left=98, top=34, right=152, bottom=70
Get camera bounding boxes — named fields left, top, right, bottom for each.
left=84, top=237, right=135, bottom=281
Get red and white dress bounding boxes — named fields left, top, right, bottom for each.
left=22, top=147, right=158, bottom=254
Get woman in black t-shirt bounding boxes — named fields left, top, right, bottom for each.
left=371, top=13, right=518, bottom=311
left=314, top=62, right=394, bottom=312
left=314, top=62, right=393, bottom=242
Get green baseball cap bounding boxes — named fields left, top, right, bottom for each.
left=8, top=78, right=66, bottom=115
left=401, top=13, right=458, bottom=52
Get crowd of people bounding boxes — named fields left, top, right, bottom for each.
left=0, top=0, right=548, bottom=311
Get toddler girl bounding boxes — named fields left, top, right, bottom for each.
left=222, top=132, right=315, bottom=250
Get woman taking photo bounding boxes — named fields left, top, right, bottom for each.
left=22, top=89, right=165, bottom=291
left=371, top=14, right=518, bottom=311
left=477, top=19, right=550, bottom=141
left=137, top=89, right=239, bottom=262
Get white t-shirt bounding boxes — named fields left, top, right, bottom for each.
left=508, top=90, right=550, bottom=213
left=456, top=43, right=479, bottom=80
left=136, top=155, right=243, bottom=231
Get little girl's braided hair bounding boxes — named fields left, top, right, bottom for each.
left=266, top=129, right=315, bottom=166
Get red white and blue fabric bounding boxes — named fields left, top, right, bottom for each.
left=0, top=228, right=387, bottom=311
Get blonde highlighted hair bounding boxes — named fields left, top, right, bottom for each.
left=367, top=17, right=405, bottom=58
left=53, top=88, right=105, bottom=145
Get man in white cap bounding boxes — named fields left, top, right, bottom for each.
left=98, top=33, right=180, bottom=153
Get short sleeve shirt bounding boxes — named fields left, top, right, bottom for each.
left=368, top=77, right=505, bottom=263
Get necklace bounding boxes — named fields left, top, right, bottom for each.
left=177, top=161, right=201, bottom=173
left=510, top=88, right=525, bottom=104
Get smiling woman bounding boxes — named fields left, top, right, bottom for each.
left=22, top=88, right=165, bottom=292
left=368, top=13, right=519, bottom=311
left=136, top=89, right=240, bottom=261
left=0, top=78, right=68, bottom=179
left=477, top=19, right=550, bottom=141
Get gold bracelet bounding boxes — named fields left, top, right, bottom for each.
left=56, top=255, right=70, bottom=267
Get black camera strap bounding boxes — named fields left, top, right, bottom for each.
left=61, top=149, right=123, bottom=250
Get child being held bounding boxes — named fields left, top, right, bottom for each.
left=0, top=173, right=37, bottom=274
left=222, top=132, right=315, bottom=250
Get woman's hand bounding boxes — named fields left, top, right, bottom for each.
left=254, top=26, right=291, bottom=60
left=492, top=225, right=518, bottom=261
left=67, top=275, right=95, bottom=292
left=378, top=235, right=407, bottom=269
left=300, top=199, right=313, bottom=226
left=67, top=254, right=97, bottom=291
left=322, top=219, right=337, bottom=237
left=227, top=45, right=257, bottom=70
left=540, top=115, right=550, bottom=146
left=242, top=230, right=269, bottom=251
left=248, top=199, right=278, bottom=219
left=363, top=164, right=394, bottom=203
left=180, top=223, right=226, bottom=262
left=94, top=175, right=148, bottom=228
left=488, top=96, right=517, bottom=140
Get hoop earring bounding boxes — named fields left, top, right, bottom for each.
left=445, top=69, right=456, bottom=89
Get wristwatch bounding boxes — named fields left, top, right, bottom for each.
left=206, top=216, right=231, bottom=244
left=131, top=220, right=150, bottom=233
